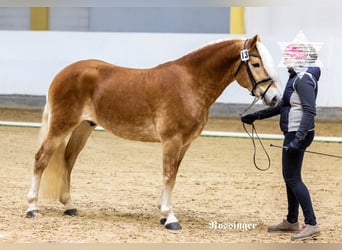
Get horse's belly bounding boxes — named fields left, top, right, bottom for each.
left=101, top=122, right=160, bottom=142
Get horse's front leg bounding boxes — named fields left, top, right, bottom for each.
left=160, top=138, right=190, bottom=230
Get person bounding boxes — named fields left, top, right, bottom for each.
left=241, top=42, right=321, bottom=240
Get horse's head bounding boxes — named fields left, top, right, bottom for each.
left=234, top=35, right=281, bottom=107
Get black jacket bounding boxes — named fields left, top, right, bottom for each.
left=256, top=67, right=320, bottom=141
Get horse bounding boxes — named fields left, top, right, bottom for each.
left=26, top=34, right=280, bottom=230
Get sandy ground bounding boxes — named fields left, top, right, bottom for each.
left=0, top=108, right=341, bottom=243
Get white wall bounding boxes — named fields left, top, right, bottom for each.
left=0, top=31, right=244, bottom=99
left=0, top=29, right=341, bottom=107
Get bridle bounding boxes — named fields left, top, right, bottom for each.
left=234, top=39, right=273, bottom=97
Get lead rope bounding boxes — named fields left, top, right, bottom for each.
left=242, top=123, right=271, bottom=171
left=239, top=98, right=271, bottom=171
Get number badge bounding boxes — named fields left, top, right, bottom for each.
left=240, top=49, right=249, bottom=61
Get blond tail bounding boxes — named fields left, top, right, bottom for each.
left=39, top=103, right=68, bottom=200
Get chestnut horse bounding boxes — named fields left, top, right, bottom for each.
left=26, top=35, right=280, bottom=230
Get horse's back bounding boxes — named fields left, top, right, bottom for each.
left=48, top=59, right=134, bottom=103
left=47, top=59, right=162, bottom=141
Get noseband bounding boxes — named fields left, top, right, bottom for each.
left=234, top=39, right=273, bottom=97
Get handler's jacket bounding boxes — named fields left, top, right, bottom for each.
left=256, top=67, right=321, bottom=141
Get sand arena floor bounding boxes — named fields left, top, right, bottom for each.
left=0, top=108, right=341, bottom=243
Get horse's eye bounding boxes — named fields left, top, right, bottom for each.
left=252, top=63, right=260, bottom=68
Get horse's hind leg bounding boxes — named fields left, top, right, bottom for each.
left=26, top=134, right=67, bottom=218
left=26, top=104, right=86, bottom=218
left=61, top=120, right=96, bottom=216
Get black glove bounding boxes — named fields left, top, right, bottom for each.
left=241, top=113, right=258, bottom=124
left=286, top=138, right=301, bottom=153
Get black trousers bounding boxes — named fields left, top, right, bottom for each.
left=282, top=130, right=317, bottom=225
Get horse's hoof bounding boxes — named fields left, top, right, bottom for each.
left=165, top=222, right=182, bottom=230
left=26, top=210, right=38, bottom=218
left=160, top=218, right=167, bottom=225
left=64, top=209, right=78, bottom=216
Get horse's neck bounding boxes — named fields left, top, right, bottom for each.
left=177, top=40, right=241, bottom=108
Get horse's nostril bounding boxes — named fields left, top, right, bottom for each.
left=270, top=96, right=279, bottom=107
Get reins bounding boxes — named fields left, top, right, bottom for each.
left=242, top=122, right=271, bottom=171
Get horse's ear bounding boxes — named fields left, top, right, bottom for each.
left=247, top=34, right=260, bottom=48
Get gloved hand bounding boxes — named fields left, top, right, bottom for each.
left=241, top=113, right=258, bottom=124
left=286, top=138, right=301, bottom=153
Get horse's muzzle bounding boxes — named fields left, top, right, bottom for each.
left=263, top=87, right=280, bottom=107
